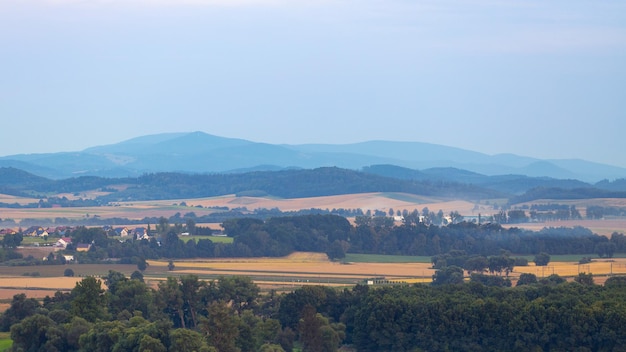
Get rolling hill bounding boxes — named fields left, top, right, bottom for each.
left=1, top=164, right=626, bottom=206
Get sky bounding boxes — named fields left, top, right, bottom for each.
left=1, top=0, right=625, bottom=167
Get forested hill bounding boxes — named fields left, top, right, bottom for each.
left=0, top=166, right=502, bottom=201
left=2, top=166, right=626, bottom=203
left=362, top=164, right=593, bottom=194
left=510, top=186, right=626, bottom=204
left=114, top=167, right=508, bottom=201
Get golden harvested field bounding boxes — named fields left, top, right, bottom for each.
left=0, top=264, right=139, bottom=278
left=0, top=277, right=82, bottom=300
left=0, top=192, right=494, bottom=222
left=514, top=259, right=626, bottom=280
left=0, top=277, right=82, bottom=295
left=0, top=194, right=39, bottom=205
left=151, top=252, right=433, bottom=277
left=148, top=252, right=436, bottom=290
left=506, top=219, right=626, bottom=237
left=1, top=253, right=626, bottom=305
left=0, top=289, right=62, bottom=300
left=164, top=260, right=435, bottom=280
left=151, top=252, right=626, bottom=289
left=0, top=204, right=217, bottom=222
left=185, top=193, right=489, bottom=215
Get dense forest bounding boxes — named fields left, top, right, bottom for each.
left=0, top=167, right=503, bottom=202
left=2, top=271, right=626, bottom=351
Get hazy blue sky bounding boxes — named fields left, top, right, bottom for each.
left=1, top=0, right=625, bottom=166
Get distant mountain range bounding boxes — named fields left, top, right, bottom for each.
left=1, top=131, right=626, bottom=183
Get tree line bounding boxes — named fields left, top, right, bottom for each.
left=0, top=204, right=367, bottom=228
left=218, top=215, right=626, bottom=259
left=3, top=270, right=626, bottom=351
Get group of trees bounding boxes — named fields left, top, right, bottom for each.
left=0, top=205, right=366, bottom=229
left=218, top=215, right=626, bottom=259
left=346, top=219, right=620, bottom=257
left=351, top=276, right=626, bottom=351
left=528, top=203, right=583, bottom=221
left=429, top=250, right=549, bottom=287
left=3, top=271, right=626, bottom=351
left=2, top=273, right=299, bottom=352
left=491, top=205, right=584, bottom=224
left=223, top=215, right=352, bottom=259
left=431, top=251, right=530, bottom=277
left=586, top=205, right=626, bottom=219
left=1, top=233, right=23, bottom=249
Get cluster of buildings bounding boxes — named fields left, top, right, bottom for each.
left=0, top=225, right=152, bottom=242
left=0, top=225, right=158, bottom=265
left=108, top=226, right=151, bottom=240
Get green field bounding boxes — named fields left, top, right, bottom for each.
left=182, top=235, right=233, bottom=244
left=0, top=332, right=11, bottom=352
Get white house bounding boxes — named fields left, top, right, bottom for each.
left=114, top=227, right=129, bottom=237
left=55, top=237, right=72, bottom=249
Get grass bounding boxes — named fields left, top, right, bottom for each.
left=543, top=254, right=597, bottom=262
left=19, top=236, right=54, bottom=246
left=0, top=332, right=11, bottom=352
left=345, top=253, right=432, bottom=263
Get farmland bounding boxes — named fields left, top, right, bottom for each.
left=2, top=252, right=626, bottom=308
left=507, top=218, right=626, bottom=237
left=0, top=192, right=494, bottom=222
left=2, top=191, right=626, bottom=305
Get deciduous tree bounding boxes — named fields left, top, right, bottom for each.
left=71, top=276, right=107, bottom=322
